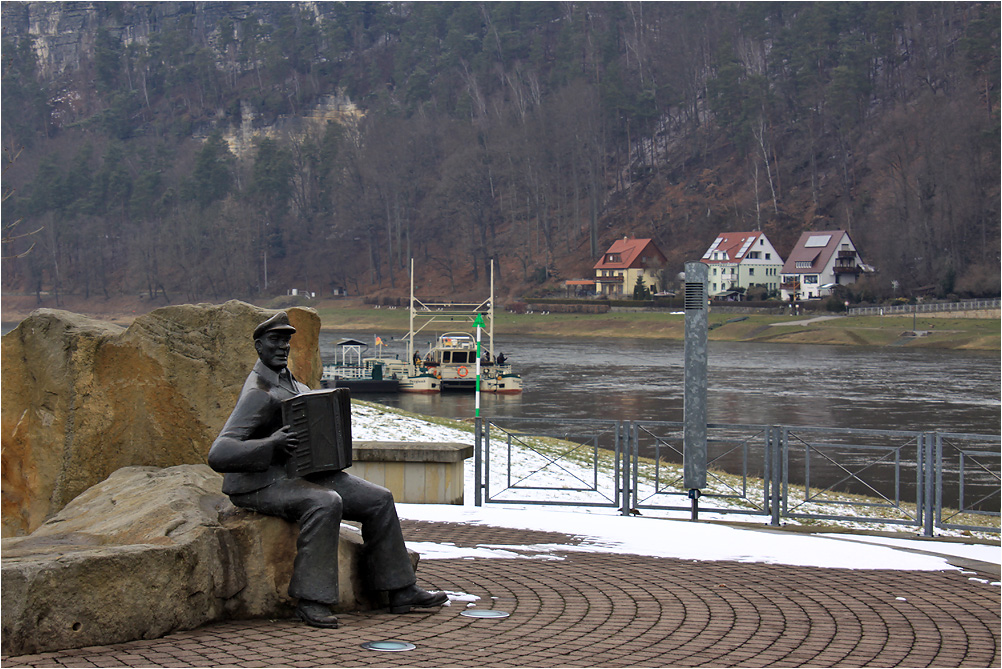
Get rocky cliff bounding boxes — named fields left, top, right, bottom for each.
left=3, top=2, right=260, bottom=76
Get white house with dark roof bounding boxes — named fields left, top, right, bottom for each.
left=780, top=230, right=867, bottom=300
left=592, top=237, right=667, bottom=296
left=700, top=231, right=784, bottom=298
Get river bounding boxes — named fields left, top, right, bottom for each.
left=323, top=333, right=1000, bottom=436
left=326, top=333, right=1000, bottom=511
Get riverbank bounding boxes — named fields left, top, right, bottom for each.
left=312, top=302, right=1000, bottom=352
left=2, top=295, right=998, bottom=351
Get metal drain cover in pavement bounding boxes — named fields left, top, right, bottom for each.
left=361, top=641, right=416, bottom=652
left=460, top=609, right=510, bottom=619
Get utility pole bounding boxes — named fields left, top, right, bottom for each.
left=683, top=261, right=709, bottom=520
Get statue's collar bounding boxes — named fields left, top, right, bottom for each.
left=253, top=359, right=285, bottom=387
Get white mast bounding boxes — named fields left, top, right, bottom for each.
left=489, top=259, right=495, bottom=362
left=408, top=258, right=415, bottom=374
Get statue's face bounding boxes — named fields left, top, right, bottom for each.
left=255, top=332, right=292, bottom=372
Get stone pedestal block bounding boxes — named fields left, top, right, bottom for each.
left=349, top=441, right=473, bottom=505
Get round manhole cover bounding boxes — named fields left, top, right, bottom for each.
left=361, top=641, right=416, bottom=652
left=460, top=609, right=510, bottom=619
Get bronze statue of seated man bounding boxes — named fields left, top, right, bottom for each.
left=209, top=312, right=447, bottom=628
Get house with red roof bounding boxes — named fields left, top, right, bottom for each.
left=780, top=230, right=868, bottom=300
left=700, top=231, right=784, bottom=298
left=592, top=237, right=667, bottom=296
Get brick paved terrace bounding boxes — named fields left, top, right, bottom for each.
left=3, top=519, right=998, bottom=668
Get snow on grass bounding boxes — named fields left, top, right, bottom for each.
left=351, top=400, right=1000, bottom=571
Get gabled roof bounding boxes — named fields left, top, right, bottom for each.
left=701, top=231, right=771, bottom=264
left=781, top=230, right=853, bottom=274
left=593, top=238, right=666, bottom=270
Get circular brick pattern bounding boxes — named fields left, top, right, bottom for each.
left=3, top=520, right=998, bottom=667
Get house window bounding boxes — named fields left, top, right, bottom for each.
left=748, top=268, right=755, bottom=276
left=765, top=253, right=771, bottom=259
left=796, top=261, right=812, bottom=269
left=803, top=275, right=818, bottom=284
left=746, top=251, right=760, bottom=259
left=712, top=267, right=717, bottom=275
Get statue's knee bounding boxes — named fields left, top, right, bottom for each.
left=306, top=489, right=343, bottom=518
left=374, top=486, right=396, bottom=512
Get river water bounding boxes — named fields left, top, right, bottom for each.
left=323, top=333, right=1000, bottom=436
left=324, top=333, right=1000, bottom=510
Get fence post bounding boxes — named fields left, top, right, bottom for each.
left=923, top=433, right=935, bottom=537
left=771, top=426, right=782, bottom=526
left=620, top=422, right=630, bottom=516
left=929, top=434, right=937, bottom=532
left=474, top=416, right=482, bottom=506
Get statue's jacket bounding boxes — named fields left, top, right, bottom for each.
left=208, top=360, right=309, bottom=495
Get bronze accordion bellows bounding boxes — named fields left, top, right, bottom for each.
left=281, top=388, right=353, bottom=477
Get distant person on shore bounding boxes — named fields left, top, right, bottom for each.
left=208, top=312, right=447, bottom=629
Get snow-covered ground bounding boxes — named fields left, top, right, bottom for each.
left=351, top=402, right=1001, bottom=576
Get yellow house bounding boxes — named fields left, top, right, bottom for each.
left=593, top=237, right=667, bottom=296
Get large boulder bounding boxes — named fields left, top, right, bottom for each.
left=1, top=301, right=322, bottom=537
left=1, top=465, right=413, bottom=656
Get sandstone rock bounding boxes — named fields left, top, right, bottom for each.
left=1, top=465, right=416, bottom=656
left=1, top=301, right=321, bottom=537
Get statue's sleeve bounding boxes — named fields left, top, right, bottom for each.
left=207, top=388, right=277, bottom=473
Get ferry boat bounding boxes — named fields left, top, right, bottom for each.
left=321, top=260, right=521, bottom=394
left=418, top=332, right=522, bottom=393
left=320, top=338, right=440, bottom=393
left=402, top=259, right=522, bottom=394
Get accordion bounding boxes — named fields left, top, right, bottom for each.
left=281, top=388, right=353, bottom=478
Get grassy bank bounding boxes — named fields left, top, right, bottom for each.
left=315, top=304, right=1000, bottom=352
left=3, top=295, right=997, bottom=352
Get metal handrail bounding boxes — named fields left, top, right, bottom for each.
left=849, top=298, right=999, bottom=316
left=474, top=418, right=1000, bottom=536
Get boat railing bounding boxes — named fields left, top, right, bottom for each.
left=322, top=363, right=369, bottom=380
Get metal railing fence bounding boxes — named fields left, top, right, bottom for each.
left=934, top=433, right=1001, bottom=533
left=473, top=418, right=1000, bottom=536
left=474, top=416, right=628, bottom=511
left=848, top=298, right=999, bottom=316
left=629, top=421, right=775, bottom=518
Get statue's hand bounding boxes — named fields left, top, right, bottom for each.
left=271, top=425, right=299, bottom=458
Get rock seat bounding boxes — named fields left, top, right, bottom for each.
left=1, top=465, right=416, bottom=656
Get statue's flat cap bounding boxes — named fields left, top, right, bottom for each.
left=254, top=312, right=297, bottom=339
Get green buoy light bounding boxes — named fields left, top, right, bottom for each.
left=460, top=609, right=509, bottom=619
left=361, top=641, right=416, bottom=651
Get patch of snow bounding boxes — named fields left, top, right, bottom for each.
left=817, top=533, right=1000, bottom=565
left=351, top=400, right=999, bottom=571
left=400, top=503, right=965, bottom=571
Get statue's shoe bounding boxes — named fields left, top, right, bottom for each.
left=296, top=600, right=340, bottom=628
left=388, top=584, right=449, bottom=613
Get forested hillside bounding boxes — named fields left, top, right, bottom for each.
left=2, top=2, right=998, bottom=304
